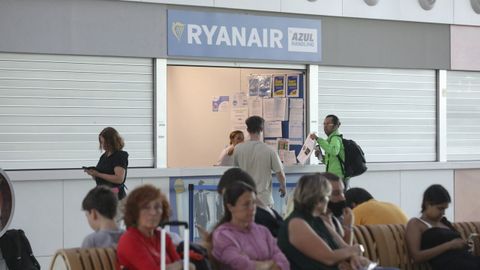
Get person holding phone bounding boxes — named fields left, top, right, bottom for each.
left=406, top=184, right=480, bottom=270
left=84, top=127, right=129, bottom=200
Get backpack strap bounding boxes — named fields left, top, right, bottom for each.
left=330, top=134, right=346, bottom=176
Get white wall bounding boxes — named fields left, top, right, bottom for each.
left=121, top=0, right=480, bottom=26
left=8, top=172, right=169, bottom=270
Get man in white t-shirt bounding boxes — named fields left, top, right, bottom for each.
left=233, top=116, right=286, bottom=206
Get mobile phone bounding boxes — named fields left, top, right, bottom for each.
left=82, top=166, right=96, bottom=170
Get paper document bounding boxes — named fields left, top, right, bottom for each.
left=248, top=96, right=263, bottom=117
left=288, top=121, right=303, bottom=139
left=263, top=98, right=287, bottom=121
left=297, top=136, right=316, bottom=165
left=283, top=150, right=297, bottom=165
left=264, top=121, right=282, bottom=138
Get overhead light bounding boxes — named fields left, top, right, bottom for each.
left=472, top=0, right=480, bottom=14
left=307, top=0, right=317, bottom=2
left=364, top=0, right=380, bottom=6
left=419, top=0, right=436, bottom=10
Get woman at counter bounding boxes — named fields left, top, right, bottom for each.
left=215, top=130, right=244, bottom=166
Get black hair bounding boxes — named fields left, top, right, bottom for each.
left=421, top=184, right=451, bottom=212
left=345, top=187, right=374, bottom=208
left=216, top=182, right=256, bottom=226
left=82, top=186, right=118, bottom=219
left=245, top=116, right=264, bottom=134
left=217, top=168, right=257, bottom=194
left=325, top=114, right=340, bottom=127
left=320, top=172, right=341, bottom=182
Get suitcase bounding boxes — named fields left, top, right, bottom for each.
left=160, top=221, right=190, bottom=270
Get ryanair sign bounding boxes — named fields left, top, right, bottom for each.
left=167, top=10, right=322, bottom=62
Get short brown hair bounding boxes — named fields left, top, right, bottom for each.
left=99, top=127, right=125, bottom=152
left=123, top=185, right=170, bottom=228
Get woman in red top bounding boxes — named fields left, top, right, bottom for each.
left=117, top=184, right=190, bottom=270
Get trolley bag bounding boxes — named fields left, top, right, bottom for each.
left=160, top=221, right=190, bottom=270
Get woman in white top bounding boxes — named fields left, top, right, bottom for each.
left=215, top=130, right=244, bottom=166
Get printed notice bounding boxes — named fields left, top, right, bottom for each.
left=264, top=121, right=282, bottom=138
left=248, top=96, right=263, bottom=117
left=297, top=136, right=316, bottom=165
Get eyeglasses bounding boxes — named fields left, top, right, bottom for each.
left=323, top=123, right=335, bottom=126
left=140, top=203, right=163, bottom=213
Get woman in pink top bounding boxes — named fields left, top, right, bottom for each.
left=212, top=182, right=289, bottom=270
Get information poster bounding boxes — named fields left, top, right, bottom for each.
left=287, top=75, right=299, bottom=98
left=212, top=96, right=229, bottom=112
left=248, top=96, right=263, bottom=117
left=273, top=75, right=286, bottom=97
left=232, top=92, right=248, bottom=108
left=249, top=77, right=259, bottom=96
left=263, top=98, right=287, bottom=121
left=258, top=75, right=272, bottom=97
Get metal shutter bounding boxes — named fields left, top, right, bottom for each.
left=447, top=71, right=480, bottom=161
left=317, top=66, right=436, bottom=162
left=0, top=53, right=153, bottom=169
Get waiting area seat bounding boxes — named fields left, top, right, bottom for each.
left=353, top=222, right=480, bottom=270
left=49, top=247, right=116, bottom=270
left=49, top=222, right=480, bottom=270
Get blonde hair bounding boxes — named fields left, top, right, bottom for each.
left=294, top=173, right=331, bottom=213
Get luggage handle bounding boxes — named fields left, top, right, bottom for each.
left=160, top=221, right=189, bottom=229
left=160, top=221, right=190, bottom=270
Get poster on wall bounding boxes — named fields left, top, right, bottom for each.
left=258, top=75, right=272, bottom=97
left=273, top=75, right=286, bottom=97
left=230, top=107, right=248, bottom=132
left=212, top=96, right=229, bottom=112
left=248, top=96, right=263, bottom=117
left=264, top=121, right=282, bottom=138
left=263, top=98, right=287, bottom=121
left=249, top=77, right=259, bottom=96
left=232, top=92, right=248, bottom=108
left=287, top=75, right=300, bottom=98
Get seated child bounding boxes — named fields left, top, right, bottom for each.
left=81, top=186, right=124, bottom=248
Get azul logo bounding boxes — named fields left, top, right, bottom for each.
left=287, top=28, right=318, bottom=53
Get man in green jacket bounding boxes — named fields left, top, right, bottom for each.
left=310, top=114, right=347, bottom=186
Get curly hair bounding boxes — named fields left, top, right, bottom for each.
left=123, top=185, right=170, bottom=228
left=99, top=127, right=125, bottom=152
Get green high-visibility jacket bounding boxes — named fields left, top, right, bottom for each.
left=316, top=130, right=345, bottom=180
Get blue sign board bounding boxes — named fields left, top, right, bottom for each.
left=167, top=10, right=322, bottom=62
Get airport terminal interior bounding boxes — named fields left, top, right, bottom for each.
left=1, top=0, right=480, bottom=269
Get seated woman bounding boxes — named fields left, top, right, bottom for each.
left=277, top=173, right=370, bottom=270
left=117, top=185, right=194, bottom=270
left=214, top=130, right=244, bottom=166
left=212, top=181, right=290, bottom=270
left=217, top=168, right=284, bottom=237
left=406, top=184, right=480, bottom=270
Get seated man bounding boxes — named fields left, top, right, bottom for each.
left=345, top=187, right=408, bottom=225
left=81, top=186, right=124, bottom=248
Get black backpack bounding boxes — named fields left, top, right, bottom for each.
left=0, top=229, right=40, bottom=270
left=334, top=135, right=367, bottom=178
